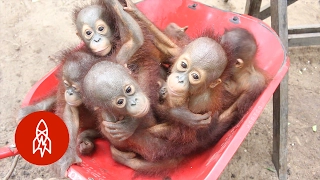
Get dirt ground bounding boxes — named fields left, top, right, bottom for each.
left=0, top=0, right=319, bottom=179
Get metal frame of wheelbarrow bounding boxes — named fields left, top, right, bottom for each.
left=0, top=0, right=289, bottom=179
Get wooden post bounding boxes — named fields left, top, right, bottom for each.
left=244, top=0, right=262, bottom=18
left=270, top=0, right=289, bottom=180
left=258, top=0, right=297, bottom=20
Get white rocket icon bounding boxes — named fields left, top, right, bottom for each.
left=32, top=119, right=52, bottom=158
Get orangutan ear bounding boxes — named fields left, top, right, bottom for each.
left=235, top=58, right=244, bottom=68
left=76, top=32, right=81, bottom=39
left=209, top=78, right=222, bottom=89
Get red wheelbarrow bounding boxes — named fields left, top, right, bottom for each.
left=0, top=0, right=289, bottom=179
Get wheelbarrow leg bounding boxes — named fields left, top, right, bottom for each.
left=244, top=0, right=262, bottom=18
left=271, top=0, right=289, bottom=180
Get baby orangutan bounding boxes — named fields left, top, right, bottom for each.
left=74, top=0, right=143, bottom=65
left=50, top=49, right=101, bottom=177
left=219, top=28, right=268, bottom=125
left=124, top=0, right=227, bottom=128
left=80, top=61, right=183, bottom=175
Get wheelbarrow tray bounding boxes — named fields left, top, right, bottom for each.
left=18, top=0, right=289, bottom=179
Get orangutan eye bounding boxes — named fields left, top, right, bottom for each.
left=181, top=61, right=187, bottom=69
left=98, top=26, right=104, bottom=31
left=192, top=73, right=199, bottom=80
left=83, top=25, right=94, bottom=40
left=124, top=85, right=135, bottom=95
left=114, top=97, right=126, bottom=108
left=117, top=99, right=124, bottom=105
left=86, top=30, right=92, bottom=36
left=189, top=71, right=202, bottom=85
left=96, top=20, right=108, bottom=35
left=63, top=80, right=70, bottom=87
left=126, top=86, right=131, bottom=93
left=72, top=85, right=79, bottom=92
left=177, top=60, right=188, bottom=72
left=84, top=29, right=93, bottom=39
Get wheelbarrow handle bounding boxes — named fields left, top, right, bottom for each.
left=0, top=145, right=19, bottom=159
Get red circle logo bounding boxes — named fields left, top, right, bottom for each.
left=15, top=111, right=69, bottom=165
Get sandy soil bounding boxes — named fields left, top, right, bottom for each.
left=0, top=0, right=319, bottom=179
